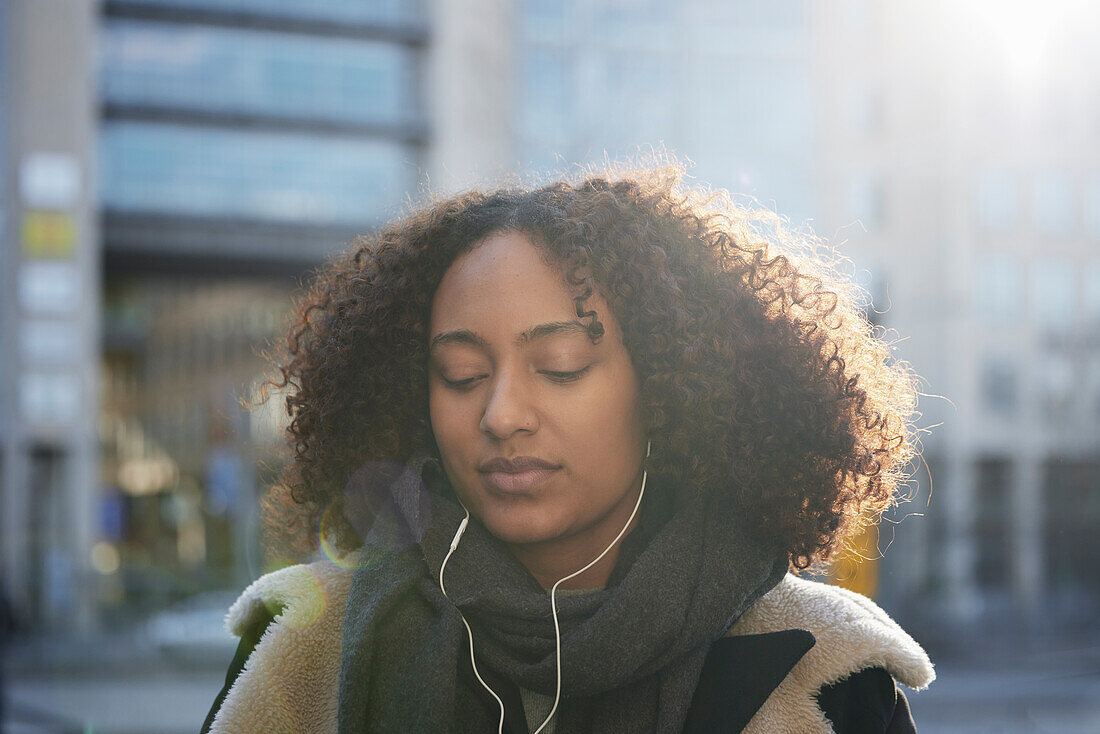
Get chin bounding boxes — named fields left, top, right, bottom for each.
left=476, top=505, right=568, bottom=546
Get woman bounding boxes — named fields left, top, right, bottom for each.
left=202, top=166, right=933, bottom=733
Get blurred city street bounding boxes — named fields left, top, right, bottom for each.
left=909, top=639, right=1100, bottom=734
left=2, top=0, right=1099, bottom=732
left=4, top=629, right=1100, bottom=734
left=5, top=630, right=227, bottom=734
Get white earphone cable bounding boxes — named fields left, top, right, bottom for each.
left=531, top=440, right=650, bottom=734
left=440, top=509, right=506, bottom=734
left=440, top=440, right=651, bottom=734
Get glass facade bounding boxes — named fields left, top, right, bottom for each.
left=516, top=0, right=812, bottom=223
left=980, top=358, right=1018, bottom=415
left=101, top=122, right=417, bottom=224
left=91, top=0, right=427, bottom=610
left=519, top=48, right=573, bottom=152
left=1085, top=261, right=1100, bottom=328
left=1031, top=172, right=1075, bottom=236
left=1031, top=258, right=1075, bottom=332
left=975, top=251, right=1022, bottom=325
left=1085, top=173, right=1100, bottom=239
left=1038, top=355, right=1075, bottom=420
left=102, top=20, right=418, bottom=125
left=1045, top=459, right=1100, bottom=610
left=974, top=458, right=1011, bottom=591
left=117, top=0, right=422, bottom=24
left=101, top=277, right=296, bottom=596
left=596, top=55, right=674, bottom=149
left=592, top=0, right=674, bottom=43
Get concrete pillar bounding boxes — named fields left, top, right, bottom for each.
left=1, top=0, right=101, bottom=633
left=425, top=0, right=515, bottom=192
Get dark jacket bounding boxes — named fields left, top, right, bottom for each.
left=204, top=611, right=916, bottom=733
left=200, top=561, right=932, bottom=733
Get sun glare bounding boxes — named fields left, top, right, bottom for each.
left=952, top=0, right=1093, bottom=85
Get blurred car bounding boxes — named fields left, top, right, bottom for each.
left=143, top=590, right=241, bottom=666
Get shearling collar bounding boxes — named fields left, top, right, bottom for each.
left=724, top=574, right=935, bottom=733
left=209, top=563, right=933, bottom=734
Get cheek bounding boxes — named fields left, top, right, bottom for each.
left=566, top=377, right=644, bottom=462
left=429, top=390, right=471, bottom=455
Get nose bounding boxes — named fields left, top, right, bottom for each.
left=479, top=371, right=539, bottom=440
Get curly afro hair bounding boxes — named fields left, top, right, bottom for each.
left=258, top=164, right=919, bottom=571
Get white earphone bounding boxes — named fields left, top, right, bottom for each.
left=439, top=440, right=652, bottom=734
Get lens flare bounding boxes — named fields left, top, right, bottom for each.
left=318, top=499, right=348, bottom=567
left=318, top=498, right=386, bottom=571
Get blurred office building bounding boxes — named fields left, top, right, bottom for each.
left=10, top=0, right=1090, bottom=640
left=812, top=1, right=1100, bottom=629
left=1, top=0, right=816, bottom=633
left=515, top=1, right=813, bottom=222
left=1, top=0, right=514, bottom=631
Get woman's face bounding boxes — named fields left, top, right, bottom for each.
left=428, top=231, right=647, bottom=559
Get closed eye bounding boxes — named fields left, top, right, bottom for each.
left=541, top=366, right=592, bottom=383
left=441, top=375, right=487, bottom=390
left=439, top=366, right=592, bottom=389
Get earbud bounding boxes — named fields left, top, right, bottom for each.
left=449, top=515, right=469, bottom=553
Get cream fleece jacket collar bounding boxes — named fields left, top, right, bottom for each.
left=207, top=561, right=933, bottom=734
left=726, top=574, right=934, bottom=733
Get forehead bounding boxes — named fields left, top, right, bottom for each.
left=430, top=231, right=613, bottom=340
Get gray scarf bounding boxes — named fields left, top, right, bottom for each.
left=336, top=457, right=787, bottom=733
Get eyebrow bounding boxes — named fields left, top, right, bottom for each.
left=429, top=321, right=589, bottom=352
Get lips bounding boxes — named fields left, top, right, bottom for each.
left=477, top=456, right=560, bottom=494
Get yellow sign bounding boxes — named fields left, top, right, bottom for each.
left=22, top=210, right=77, bottom=257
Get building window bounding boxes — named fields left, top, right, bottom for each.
left=522, top=0, right=570, bottom=38
left=1087, top=357, right=1100, bottom=423
left=1085, top=173, right=1100, bottom=239
left=519, top=47, right=574, bottom=152
left=1031, top=258, right=1075, bottom=333
left=977, top=170, right=1018, bottom=229
left=116, top=0, right=423, bottom=24
left=100, top=122, right=417, bottom=224
left=1045, top=459, right=1100, bottom=615
left=1031, top=172, right=1075, bottom=236
left=975, top=251, right=1022, bottom=325
left=975, top=458, right=1012, bottom=591
left=979, top=358, right=1018, bottom=414
left=1038, top=355, right=1075, bottom=421
left=101, top=21, right=418, bottom=126
left=1084, top=261, right=1100, bottom=330
left=598, top=55, right=673, bottom=147
left=594, top=0, right=676, bottom=42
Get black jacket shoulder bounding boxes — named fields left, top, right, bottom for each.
left=816, top=666, right=916, bottom=734
left=683, top=630, right=917, bottom=733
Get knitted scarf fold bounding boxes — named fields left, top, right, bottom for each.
left=336, top=457, right=788, bottom=733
